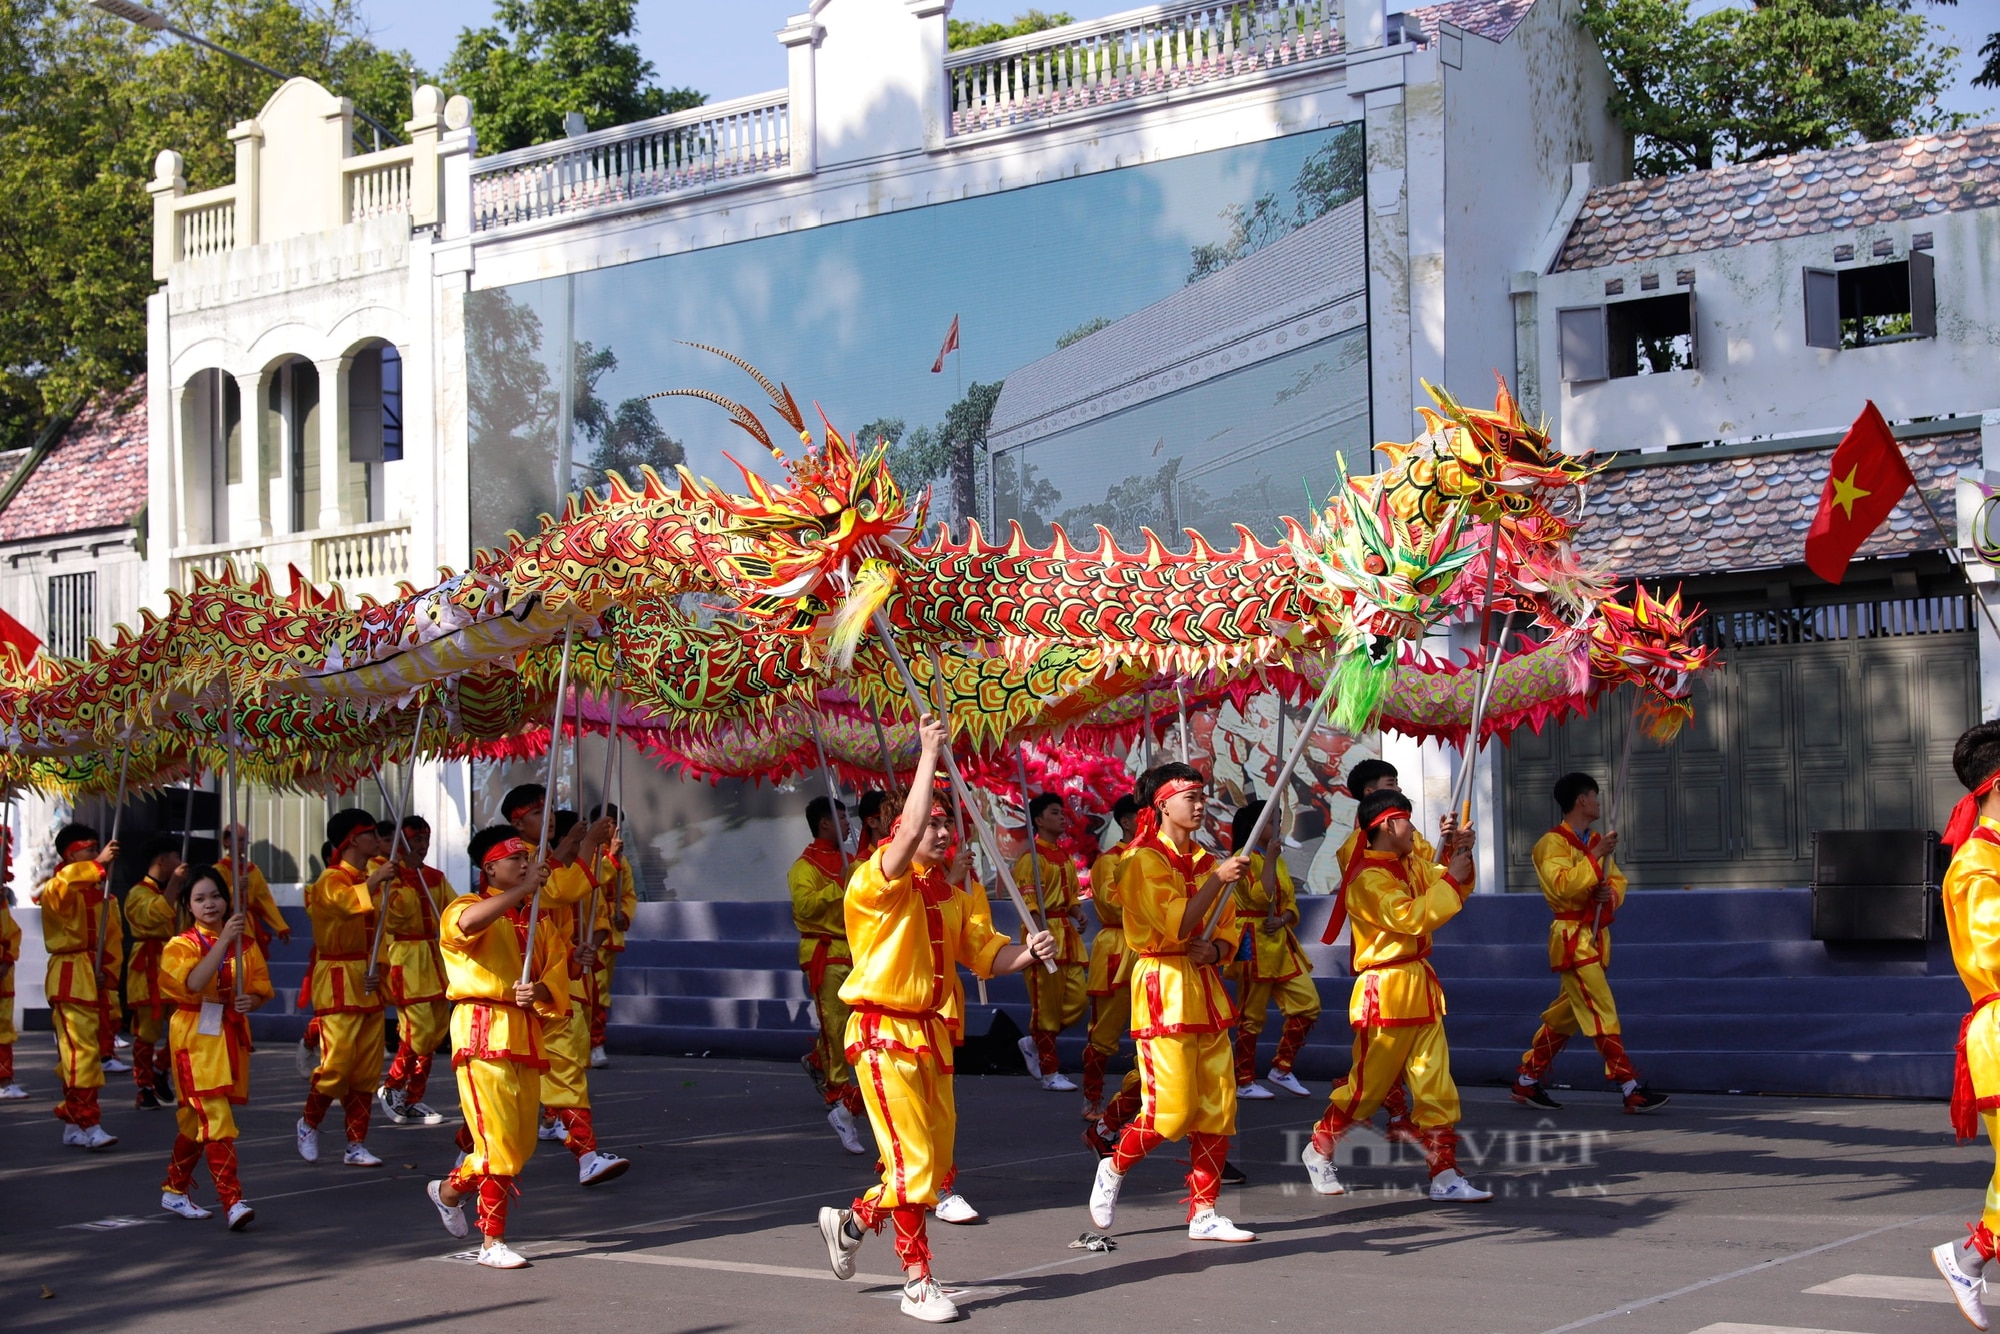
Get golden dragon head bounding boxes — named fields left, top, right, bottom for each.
left=1376, top=376, right=1599, bottom=530
left=1588, top=584, right=1717, bottom=742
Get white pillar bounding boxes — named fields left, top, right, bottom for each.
left=1344, top=0, right=1386, bottom=52
left=779, top=12, right=822, bottom=177
left=315, top=356, right=349, bottom=530
left=905, top=0, right=952, bottom=151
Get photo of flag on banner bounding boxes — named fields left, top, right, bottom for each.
left=930, top=315, right=960, bottom=373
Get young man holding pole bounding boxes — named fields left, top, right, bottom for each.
left=817, top=716, right=1055, bottom=1324
left=297, top=809, right=394, bottom=1167
left=585, top=802, right=637, bottom=1068
left=1015, top=792, right=1087, bottom=1093
left=1086, top=762, right=1256, bottom=1244
left=425, top=826, right=571, bottom=1269
left=42, top=822, right=122, bottom=1148
left=1301, top=788, right=1492, bottom=1204
left=1081, top=794, right=1139, bottom=1119
left=378, top=815, right=455, bottom=1126
left=790, top=794, right=868, bottom=1155
left=1230, top=801, right=1319, bottom=1100
left=1511, top=771, right=1668, bottom=1114
left=124, top=838, right=184, bottom=1109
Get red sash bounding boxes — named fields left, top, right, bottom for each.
left=1954, top=990, right=2000, bottom=1140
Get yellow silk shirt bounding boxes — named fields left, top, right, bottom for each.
left=1343, top=850, right=1470, bottom=1027
left=1234, top=852, right=1312, bottom=982
left=1086, top=843, right=1130, bottom=995
left=41, top=861, right=121, bottom=1005
left=123, top=875, right=179, bottom=1013
left=304, top=862, right=382, bottom=1013
left=1533, top=825, right=1627, bottom=972
left=217, top=855, right=288, bottom=945
left=384, top=865, right=454, bottom=1004
left=1014, top=840, right=1085, bottom=963
left=1118, top=833, right=1238, bottom=1037
left=160, top=928, right=273, bottom=1100
left=789, top=842, right=853, bottom=970
left=439, top=891, right=571, bottom=1068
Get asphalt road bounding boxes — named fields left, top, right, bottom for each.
left=0, top=1032, right=1989, bottom=1334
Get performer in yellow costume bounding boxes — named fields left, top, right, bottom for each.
left=124, top=839, right=184, bottom=1110
left=297, top=809, right=395, bottom=1166
left=1230, top=801, right=1319, bottom=1100
left=42, top=822, right=122, bottom=1149
left=816, top=716, right=1054, bottom=1325
left=1015, top=792, right=1088, bottom=1093
left=0, top=837, right=21, bottom=1100
left=1512, top=772, right=1668, bottom=1114
left=1081, top=794, right=1139, bottom=1119
left=218, top=824, right=290, bottom=953
left=585, top=802, right=639, bottom=1067
left=502, top=786, right=630, bottom=1186
left=1301, top=788, right=1493, bottom=1204
left=789, top=795, right=868, bottom=1154
left=1086, top=762, right=1257, bottom=1244
left=157, top=865, right=272, bottom=1229
left=1932, top=722, right=2000, bottom=1327
left=378, top=815, right=456, bottom=1126
left=424, top=826, right=571, bottom=1270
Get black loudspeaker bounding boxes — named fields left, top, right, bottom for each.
left=1810, top=829, right=1944, bottom=942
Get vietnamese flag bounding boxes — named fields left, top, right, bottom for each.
left=1804, top=401, right=1916, bottom=584
left=0, top=606, right=37, bottom=664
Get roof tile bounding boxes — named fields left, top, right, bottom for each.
left=0, top=379, right=147, bottom=544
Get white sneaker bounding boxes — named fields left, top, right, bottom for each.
left=0, top=1083, right=26, bottom=1099
left=578, top=1149, right=630, bottom=1186
left=1188, top=1208, right=1256, bottom=1242
left=81, top=1124, right=118, bottom=1150
left=115, top=1034, right=131, bottom=1049
left=103, top=1057, right=131, bottom=1073
left=1237, top=1080, right=1276, bottom=1100
left=1934, top=1240, right=1992, bottom=1331
left=1088, top=1157, right=1124, bottom=1229
left=590, top=1046, right=609, bottom=1069
left=428, top=1180, right=470, bottom=1239
left=294, top=1037, right=318, bottom=1081
left=537, top=1118, right=568, bottom=1142
left=1266, top=1069, right=1310, bottom=1097
left=900, top=1275, right=960, bottom=1323
left=1040, top=1072, right=1079, bottom=1093
left=934, top=1191, right=980, bottom=1224
left=1080, top=1099, right=1104, bottom=1121
left=226, top=1201, right=255, bottom=1232
left=819, top=1205, right=863, bottom=1280
left=1429, top=1169, right=1493, bottom=1202
left=343, top=1141, right=384, bottom=1167
left=1016, top=1035, right=1043, bottom=1080
left=296, top=1118, right=320, bottom=1163
left=403, top=1101, right=444, bottom=1126
left=828, top=1103, right=867, bottom=1155
left=62, top=1123, right=86, bottom=1148
left=1300, top=1142, right=1346, bottom=1196
left=161, top=1191, right=211, bottom=1220
left=476, top=1241, right=529, bottom=1269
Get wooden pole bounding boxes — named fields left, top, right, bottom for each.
left=520, top=624, right=576, bottom=984
left=869, top=610, right=1052, bottom=969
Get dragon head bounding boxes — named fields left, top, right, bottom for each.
left=657, top=347, right=925, bottom=654
left=1588, top=584, right=1716, bottom=741
left=1376, top=376, right=1598, bottom=530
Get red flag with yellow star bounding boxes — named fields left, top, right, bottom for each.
left=1804, top=401, right=1915, bottom=583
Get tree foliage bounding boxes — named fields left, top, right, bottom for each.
left=443, top=0, right=701, bottom=153
left=947, top=9, right=1074, bottom=50
left=1580, top=0, right=1965, bottom=178
left=1187, top=125, right=1362, bottom=281
left=0, top=0, right=419, bottom=446
left=571, top=341, right=684, bottom=490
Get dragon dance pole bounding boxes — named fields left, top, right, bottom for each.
left=1013, top=744, right=1046, bottom=925
left=1203, top=676, right=1333, bottom=940
left=1140, top=693, right=1153, bottom=769
left=925, top=647, right=985, bottom=1001
left=867, top=706, right=900, bottom=796
left=1449, top=522, right=1508, bottom=820
left=93, top=741, right=134, bottom=1006
left=521, top=622, right=577, bottom=985
left=870, top=609, right=1053, bottom=970
left=366, top=700, right=430, bottom=980
left=223, top=691, right=248, bottom=985
left=804, top=708, right=851, bottom=880
left=1175, top=680, right=1190, bottom=763
left=1451, top=609, right=1518, bottom=821
left=1593, top=687, right=1640, bottom=937
left=1267, top=692, right=1287, bottom=927
left=179, top=767, right=198, bottom=867
left=584, top=674, right=622, bottom=957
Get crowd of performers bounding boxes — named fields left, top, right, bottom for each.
left=0, top=785, right=636, bottom=1268
left=794, top=718, right=1670, bottom=1323
left=18, top=715, right=2000, bottom=1326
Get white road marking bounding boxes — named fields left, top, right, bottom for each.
left=1688, top=1324, right=1877, bottom=1334
left=64, top=1215, right=164, bottom=1231
left=1804, top=1272, right=1951, bottom=1303
left=588, top=1250, right=907, bottom=1286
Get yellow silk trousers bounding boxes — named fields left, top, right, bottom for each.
left=1133, top=1030, right=1235, bottom=1141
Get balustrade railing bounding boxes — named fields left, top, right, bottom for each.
left=175, top=190, right=237, bottom=262
left=311, top=521, right=410, bottom=586
left=470, top=91, right=791, bottom=233
left=344, top=147, right=415, bottom=223
left=172, top=537, right=263, bottom=589
left=946, top=0, right=1342, bottom=136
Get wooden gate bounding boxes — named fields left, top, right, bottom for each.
left=1502, top=594, right=1977, bottom=891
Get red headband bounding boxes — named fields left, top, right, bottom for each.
left=480, top=835, right=532, bottom=867
left=1943, top=770, right=2000, bottom=849
left=889, top=803, right=953, bottom=841
left=1365, top=804, right=1411, bottom=831
left=1134, top=778, right=1203, bottom=844
left=61, top=838, right=95, bottom=857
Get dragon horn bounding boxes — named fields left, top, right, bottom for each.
left=1491, top=369, right=1519, bottom=424
left=680, top=342, right=806, bottom=435
left=644, top=387, right=779, bottom=459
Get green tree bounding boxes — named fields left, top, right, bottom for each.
left=947, top=9, right=1074, bottom=49
left=1187, top=125, right=1362, bottom=282
left=444, top=0, right=701, bottom=153
left=570, top=341, right=683, bottom=488
left=0, top=1, right=419, bottom=447
left=1579, top=0, right=1964, bottom=178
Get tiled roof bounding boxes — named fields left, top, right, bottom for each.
left=0, top=378, right=147, bottom=544
left=1408, top=0, right=1535, bottom=43
left=1574, top=429, right=1979, bottom=580
left=1555, top=125, right=2000, bottom=271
